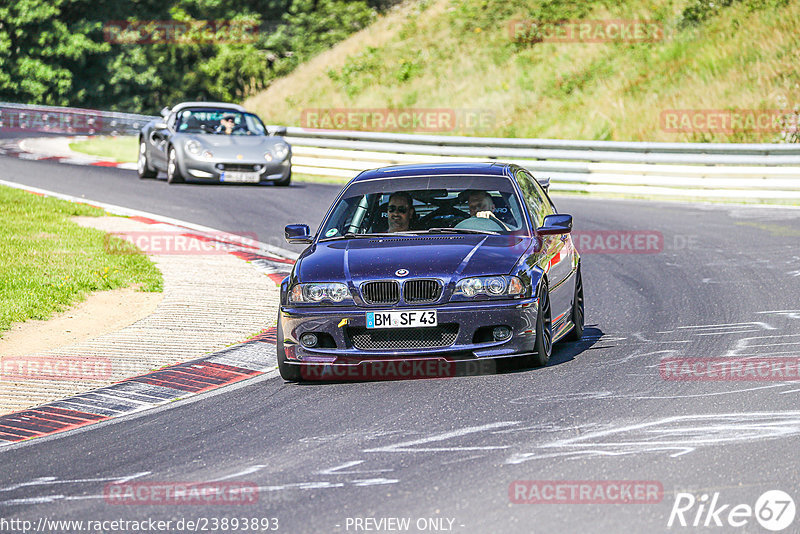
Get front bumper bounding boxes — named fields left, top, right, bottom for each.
left=183, top=156, right=290, bottom=183
left=279, top=298, right=539, bottom=367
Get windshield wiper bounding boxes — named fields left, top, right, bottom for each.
left=319, top=232, right=418, bottom=242
left=417, top=228, right=500, bottom=235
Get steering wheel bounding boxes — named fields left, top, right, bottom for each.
left=418, top=204, right=469, bottom=229
left=454, top=214, right=508, bottom=232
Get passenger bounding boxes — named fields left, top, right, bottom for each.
left=387, top=192, right=415, bottom=233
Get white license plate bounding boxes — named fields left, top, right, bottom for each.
left=221, top=171, right=260, bottom=183
left=366, top=310, right=437, bottom=329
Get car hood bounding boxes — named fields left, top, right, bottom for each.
left=295, top=234, right=533, bottom=283
left=177, top=134, right=286, bottom=160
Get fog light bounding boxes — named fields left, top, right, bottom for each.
left=492, top=326, right=511, bottom=341
left=215, top=163, right=224, bottom=170
left=300, top=333, right=318, bottom=348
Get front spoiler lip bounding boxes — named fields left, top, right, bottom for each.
left=281, top=350, right=525, bottom=367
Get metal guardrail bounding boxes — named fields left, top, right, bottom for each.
left=285, top=127, right=800, bottom=156
left=283, top=128, right=800, bottom=200
left=2, top=102, right=799, bottom=199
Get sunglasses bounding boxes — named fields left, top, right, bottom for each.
left=387, top=204, right=409, bottom=214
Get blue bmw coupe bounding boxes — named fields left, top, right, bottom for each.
left=278, top=162, right=583, bottom=381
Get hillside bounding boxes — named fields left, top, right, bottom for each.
left=245, top=0, right=800, bottom=143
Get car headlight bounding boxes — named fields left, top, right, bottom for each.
left=289, top=283, right=352, bottom=304
left=185, top=140, right=202, bottom=155
left=272, top=142, right=290, bottom=161
left=454, top=276, right=525, bottom=298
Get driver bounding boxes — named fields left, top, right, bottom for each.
left=467, top=190, right=496, bottom=218
left=215, top=113, right=241, bottom=135
left=387, top=192, right=415, bottom=233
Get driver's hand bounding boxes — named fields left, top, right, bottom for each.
left=476, top=210, right=493, bottom=219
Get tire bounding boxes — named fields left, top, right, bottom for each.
left=565, top=266, right=584, bottom=341
left=516, top=280, right=553, bottom=368
left=276, top=314, right=302, bottom=382
left=137, top=140, right=157, bottom=179
left=166, top=147, right=185, bottom=184
left=273, top=169, right=291, bottom=187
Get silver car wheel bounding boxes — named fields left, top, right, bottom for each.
left=168, top=150, right=176, bottom=177
left=138, top=142, right=146, bottom=174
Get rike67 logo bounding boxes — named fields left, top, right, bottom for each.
left=668, top=490, right=796, bottom=531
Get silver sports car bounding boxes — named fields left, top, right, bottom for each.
left=137, top=102, right=292, bottom=185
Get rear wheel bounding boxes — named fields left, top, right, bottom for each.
left=137, top=140, right=157, bottom=179
left=166, top=147, right=185, bottom=184
left=273, top=169, right=291, bottom=187
left=565, top=267, right=584, bottom=341
left=276, top=315, right=302, bottom=382
left=516, top=280, right=552, bottom=368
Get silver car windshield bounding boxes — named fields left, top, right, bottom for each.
left=175, top=109, right=267, bottom=136
left=319, top=175, right=528, bottom=240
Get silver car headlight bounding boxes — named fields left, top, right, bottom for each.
left=185, top=140, right=202, bottom=155
left=272, top=142, right=290, bottom=161
left=289, top=283, right=352, bottom=304
left=454, top=276, right=525, bottom=298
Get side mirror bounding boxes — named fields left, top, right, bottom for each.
left=268, top=125, right=287, bottom=136
left=285, top=224, right=312, bottom=244
left=536, top=176, right=551, bottom=193
left=160, top=107, right=170, bottom=118
left=536, top=214, right=572, bottom=235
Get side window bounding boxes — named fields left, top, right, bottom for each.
left=516, top=170, right=550, bottom=228
left=530, top=174, right=555, bottom=220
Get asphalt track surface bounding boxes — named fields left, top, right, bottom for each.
left=2, top=148, right=800, bottom=533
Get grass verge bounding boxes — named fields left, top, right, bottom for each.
left=0, top=186, right=163, bottom=335
left=69, top=136, right=138, bottom=163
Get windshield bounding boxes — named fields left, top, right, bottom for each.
left=174, top=109, right=267, bottom=135
left=319, top=175, right=528, bottom=240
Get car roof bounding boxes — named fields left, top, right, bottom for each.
left=352, top=162, right=513, bottom=182
left=169, top=102, right=247, bottom=114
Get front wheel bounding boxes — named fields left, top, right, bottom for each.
left=515, top=280, right=552, bottom=368
left=137, top=140, right=157, bottom=179
left=273, top=169, right=291, bottom=187
left=166, top=147, right=185, bottom=184
left=276, top=315, right=302, bottom=382
left=565, top=267, right=584, bottom=341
